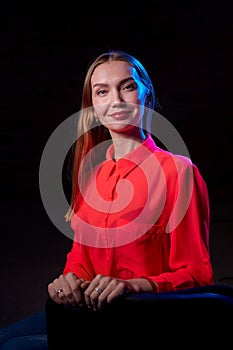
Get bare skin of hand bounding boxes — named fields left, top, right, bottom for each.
left=82, top=274, right=132, bottom=312
left=47, top=272, right=87, bottom=307
left=83, top=274, right=155, bottom=312
left=48, top=273, right=156, bottom=311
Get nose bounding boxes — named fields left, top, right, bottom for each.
left=110, top=89, right=124, bottom=104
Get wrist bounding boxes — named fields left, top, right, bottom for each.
left=141, top=276, right=158, bottom=292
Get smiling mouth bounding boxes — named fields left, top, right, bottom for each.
left=108, top=111, right=131, bottom=119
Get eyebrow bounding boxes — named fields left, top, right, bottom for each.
left=92, top=77, right=135, bottom=89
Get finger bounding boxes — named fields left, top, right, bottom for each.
left=80, top=280, right=90, bottom=290
left=56, top=275, right=76, bottom=305
left=96, top=287, right=107, bottom=311
left=91, top=283, right=109, bottom=311
left=92, top=285, right=106, bottom=311
left=65, top=274, right=85, bottom=305
left=97, top=282, right=126, bottom=310
left=48, top=281, right=65, bottom=305
left=84, top=280, right=101, bottom=310
left=48, top=282, right=59, bottom=300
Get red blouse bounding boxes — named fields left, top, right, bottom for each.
left=63, top=134, right=214, bottom=292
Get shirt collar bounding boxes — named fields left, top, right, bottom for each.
left=105, top=134, right=158, bottom=176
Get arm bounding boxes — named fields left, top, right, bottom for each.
left=47, top=241, right=95, bottom=305
left=146, top=163, right=214, bottom=292
left=63, top=241, right=94, bottom=280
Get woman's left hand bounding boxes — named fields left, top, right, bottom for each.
left=82, top=274, right=133, bottom=311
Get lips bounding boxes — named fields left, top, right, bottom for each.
left=109, top=111, right=131, bottom=119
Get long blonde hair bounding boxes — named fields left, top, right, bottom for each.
left=65, top=50, right=158, bottom=221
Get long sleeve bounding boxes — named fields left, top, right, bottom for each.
left=63, top=241, right=95, bottom=280
left=148, top=163, right=214, bottom=292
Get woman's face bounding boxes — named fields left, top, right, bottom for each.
left=91, top=60, right=148, bottom=135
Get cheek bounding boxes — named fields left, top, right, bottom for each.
left=126, top=92, right=147, bottom=109
left=93, top=104, right=107, bottom=117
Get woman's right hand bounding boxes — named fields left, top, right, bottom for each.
left=47, top=272, right=89, bottom=307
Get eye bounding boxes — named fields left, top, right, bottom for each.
left=96, top=89, right=108, bottom=96
left=122, top=83, right=137, bottom=92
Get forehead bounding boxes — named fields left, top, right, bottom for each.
left=91, top=61, right=138, bottom=85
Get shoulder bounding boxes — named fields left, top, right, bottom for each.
left=145, top=135, right=203, bottom=178
left=153, top=146, right=193, bottom=170
left=152, top=147, right=206, bottom=183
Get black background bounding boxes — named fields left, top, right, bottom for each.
left=1, top=1, right=233, bottom=328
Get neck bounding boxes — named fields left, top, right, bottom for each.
left=111, top=129, right=146, bottom=160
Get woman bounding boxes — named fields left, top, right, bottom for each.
left=45, top=50, right=214, bottom=347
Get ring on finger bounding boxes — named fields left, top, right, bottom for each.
left=94, top=286, right=103, bottom=294
left=56, top=288, right=63, bottom=296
